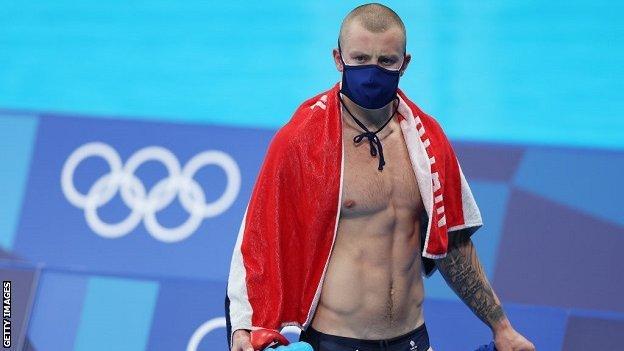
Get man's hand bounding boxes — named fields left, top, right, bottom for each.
left=493, top=323, right=535, bottom=351
left=232, top=329, right=254, bottom=351
left=435, top=231, right=535, bottom=350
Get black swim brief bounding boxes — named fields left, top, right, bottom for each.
left=298, top=323, right=432, bottom=351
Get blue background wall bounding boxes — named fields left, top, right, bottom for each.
left=0, top=1, right=622, bottom=350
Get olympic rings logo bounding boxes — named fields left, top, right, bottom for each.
left=61, top=142, right=241, bottom=243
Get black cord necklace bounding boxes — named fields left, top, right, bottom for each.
left=338, top=92, right=400, bottom=171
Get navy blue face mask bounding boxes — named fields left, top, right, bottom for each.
left=338, top=42, right=404, bottom=110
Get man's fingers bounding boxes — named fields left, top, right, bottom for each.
left=517, top=342, right=536, bottom=351
left=242, top=340, right=254, bottom=351
left=522, top=340, right=536, bottom=351
left=233, top=340, right=254, bottom=351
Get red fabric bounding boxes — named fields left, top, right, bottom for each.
left=241, top=86, right=342, bottom=333
left=251, top=328, right=290, bottom=349
left=401, top=93, right=463, bottom=255
left=227, top=82, right=482, bottom=341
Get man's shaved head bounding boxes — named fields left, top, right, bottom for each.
left=339, top=3, right=406, bottom=53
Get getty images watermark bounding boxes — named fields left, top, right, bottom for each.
left=2, top=281, right=10, bottom=348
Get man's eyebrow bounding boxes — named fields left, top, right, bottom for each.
left=378, top=54, right=400, bottom=60
left=349, top=51, right=370, bottom=57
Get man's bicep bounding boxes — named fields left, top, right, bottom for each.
left=446, top=227, right=474, bottom=249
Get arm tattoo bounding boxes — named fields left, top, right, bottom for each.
left=436, top=234, right=506, bottom=328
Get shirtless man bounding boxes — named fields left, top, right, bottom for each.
left=231, top=3, right=534, bottom=351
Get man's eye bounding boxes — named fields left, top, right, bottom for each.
left=355, top=56, right=366, bottom=62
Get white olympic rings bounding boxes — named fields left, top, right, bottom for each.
left=61, top=142, right=241, bottom=242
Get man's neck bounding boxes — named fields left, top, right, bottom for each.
left=339, top=93, right=397, bottom=132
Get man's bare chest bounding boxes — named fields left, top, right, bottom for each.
left=340, top=126, right=423, bottom=217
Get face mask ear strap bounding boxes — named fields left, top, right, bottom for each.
left=397, top=52, right=407, bottom=74
left=337, top=39, right=347, bottom=66
left=393, top=44, right=407, bottom=73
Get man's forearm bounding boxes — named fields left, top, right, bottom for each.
left=435, top=234, right=509, bottom=332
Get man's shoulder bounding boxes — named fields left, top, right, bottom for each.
left=269, top=83, right=339, bottom=151
left=398, top=87, right=447, bottom=138
left=296, top=88, right=334, bottom=111
left=291, top=83, right=339, bottom=118
left=277, top=82, right=339, bottom=134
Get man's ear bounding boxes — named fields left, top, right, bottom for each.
left=399, top=53, right=412, bottom=77
left=333, top=48, right=344, bottom=72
